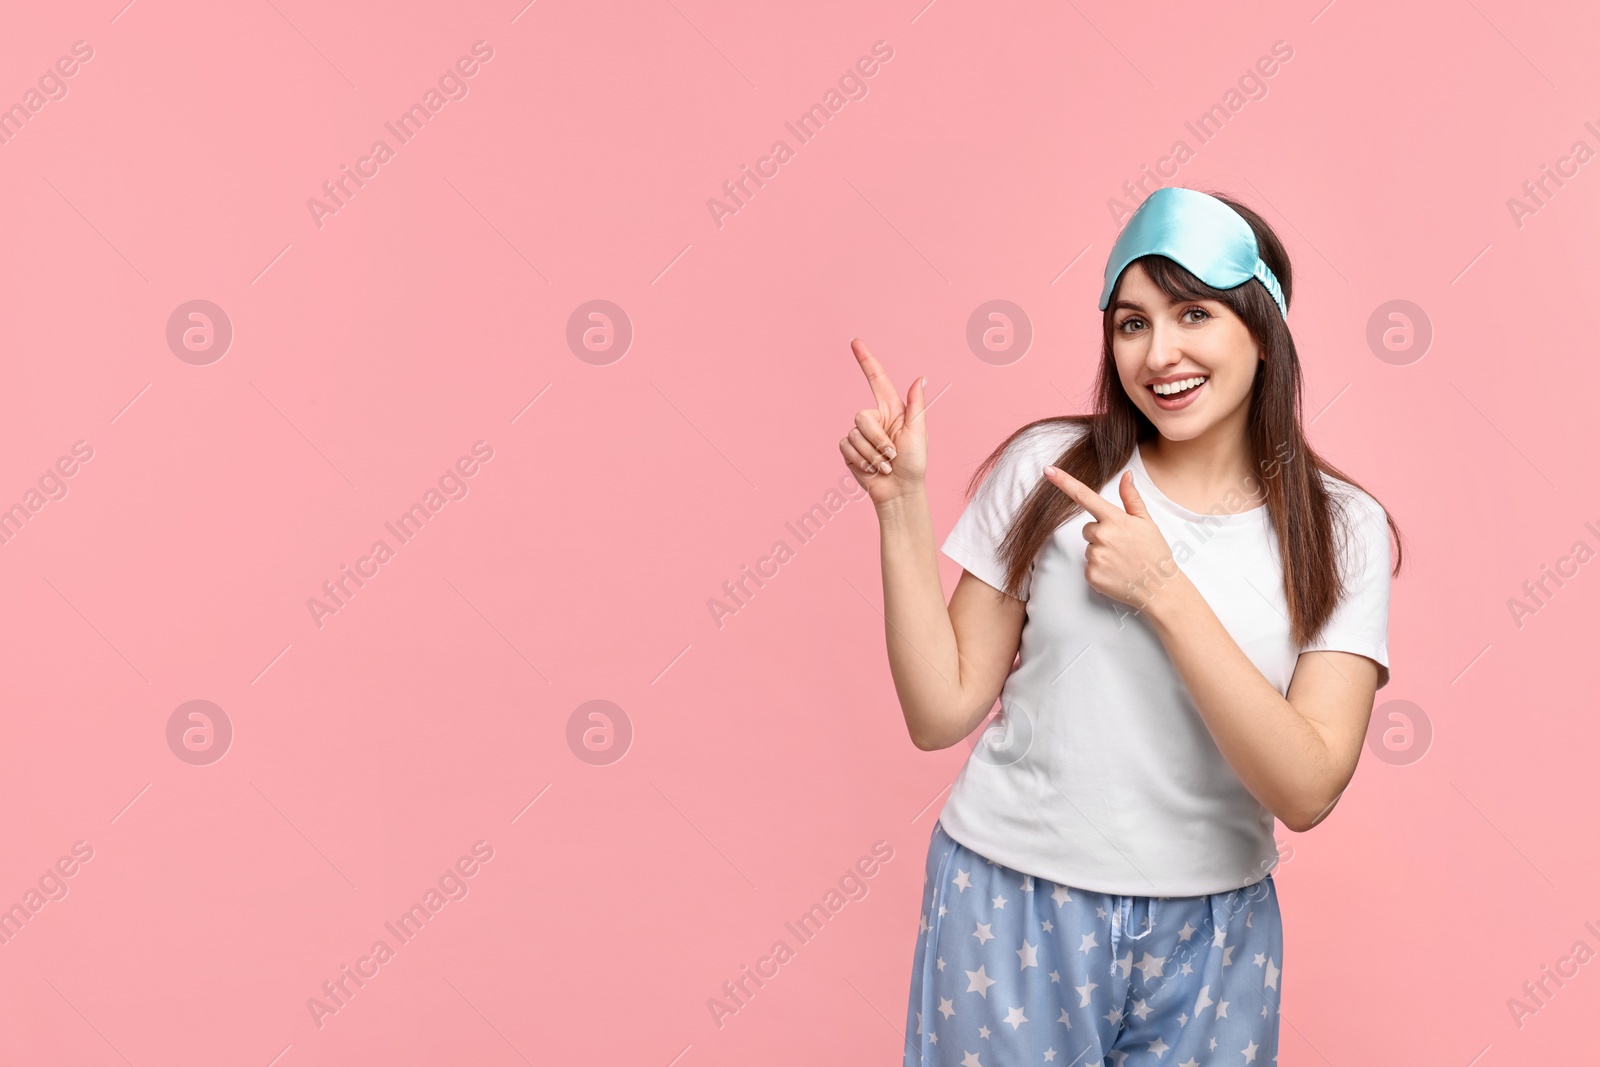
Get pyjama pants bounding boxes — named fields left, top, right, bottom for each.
left=904, top=819, right=1282, bottom=1066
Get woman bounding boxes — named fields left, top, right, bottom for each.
left=839, top=186, right=1401, bottom=1065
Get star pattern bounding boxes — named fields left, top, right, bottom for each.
left=966, top=965, right=996, bottom=998
left=907, top=832, right=1283, bottom=1066
left=1134, top=951, right=1166, bottom=981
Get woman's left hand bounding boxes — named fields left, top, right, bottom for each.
left=1041, top=466, right=1181, bottom=610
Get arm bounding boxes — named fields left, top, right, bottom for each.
left=875, top=488, right=1027, bottom=751
left=1039, top=463, right=1385, bottom=834
left=1142, top=574, right=1380, bottom=832
left=838, top=339, right=1026, bottom=752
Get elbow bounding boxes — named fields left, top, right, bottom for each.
left=908, top=697, right=995, bottom=752
left=908, top=711, right=968, bottom=752
left=1278, top=732, right=1357, bottom=833
left=1278, top=809, right=1318, bottom=834
left=1278, top=791, right=1340, bottom=834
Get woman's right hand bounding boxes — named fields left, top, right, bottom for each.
left=839, top=338, right=929, bottom=508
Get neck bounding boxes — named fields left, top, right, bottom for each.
left=1140, top=419, right=1261, bottom=513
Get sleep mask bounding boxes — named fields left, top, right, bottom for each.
left=1098, top=187, right=1287, bottom=319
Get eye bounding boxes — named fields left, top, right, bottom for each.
left=1183, top=306, right=1211, bottom=323
left=1116, top=316, right=1146, bottom=334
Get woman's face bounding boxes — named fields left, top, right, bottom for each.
left=1108, top=261, right=1262, bottom=442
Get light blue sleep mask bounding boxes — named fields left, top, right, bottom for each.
left=1098, top=187, right=1287, bottom=320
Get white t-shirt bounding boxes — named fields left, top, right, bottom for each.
left=937, top=420, right=1392, bottom=897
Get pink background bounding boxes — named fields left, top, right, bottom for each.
left=1, top=0, right=1597, bottom=1063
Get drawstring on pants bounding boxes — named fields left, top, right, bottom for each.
left=1110, top=894, right=1156, bottom=963
left=1126, top=895, right=1155, bottom=940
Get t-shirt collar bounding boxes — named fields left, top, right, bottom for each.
left=1127, top=441, right=1270, bottom=525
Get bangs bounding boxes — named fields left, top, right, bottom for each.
left=1124, top=253, right=1231, bottom=307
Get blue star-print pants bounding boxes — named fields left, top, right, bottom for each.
left=904, top=819, right=1282, bottom=1066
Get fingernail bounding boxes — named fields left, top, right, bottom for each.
left=878, top=461, right=892, bottom=474
left=884, top=446, right=897, bottom=459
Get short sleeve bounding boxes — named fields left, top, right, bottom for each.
left=1300, top=486, right=1393, bottom=689
left=941, top=424, right=1080, bottom=601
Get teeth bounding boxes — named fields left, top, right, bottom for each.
left=1152, top=376, right=1207, bottom=395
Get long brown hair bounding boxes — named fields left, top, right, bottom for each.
left=968, top=188, right=1403, bottom=648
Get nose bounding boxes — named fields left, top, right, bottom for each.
left=1145, top=318, right=1186, bottom=371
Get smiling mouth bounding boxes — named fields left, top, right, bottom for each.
left=1148, top=377, right=1207, bottom=400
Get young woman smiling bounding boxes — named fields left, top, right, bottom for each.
left=840, top=187, right=1402, bottom=1065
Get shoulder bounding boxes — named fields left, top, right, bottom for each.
left=1317, top=472, right=1391, bottom=567
left=994, top=417, right=1091, bottom=470
left=972, top=418, right=1089, bottom=499
left=959, top=418, right=1089, bottom=511
left=1317, top=472, right=1387, bottom=527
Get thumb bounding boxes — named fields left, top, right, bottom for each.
left=905, top=375, right=929, bottom=432
left=1119, top=471, right=1150, bottom=518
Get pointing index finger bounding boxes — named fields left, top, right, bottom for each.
left=1043, top=465, right=1121, bottom=521
left=851, top=338, right=904, bottom=420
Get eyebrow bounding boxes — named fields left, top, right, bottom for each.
left=1112, top=296, right=1209, bottom=313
